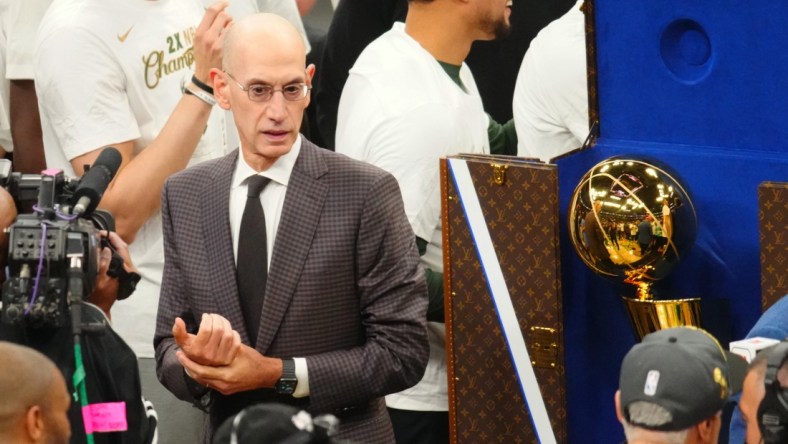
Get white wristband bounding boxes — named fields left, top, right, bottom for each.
left=183, top=82, right=216, bottom=107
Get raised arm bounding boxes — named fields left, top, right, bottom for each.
left=37, top=2, right=232, bottom=243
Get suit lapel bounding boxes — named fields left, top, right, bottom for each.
left=255, top=139, right=328, bottom=351
left=201, top=150, right=252, bottom=343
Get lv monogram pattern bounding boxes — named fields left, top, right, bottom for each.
left=584, top=0, right=600, bottom=130
left=441, top=157, right=567, bottom=443
left=758, top=182, right=788, bottom=312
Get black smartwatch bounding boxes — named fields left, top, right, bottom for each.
left=275, top=358, right=298, bottom=395
left=183, top=368, right=212, bottom=411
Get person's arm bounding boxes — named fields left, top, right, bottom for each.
left=416, top=236, right=444, bottom=322
left=8, top=80, right=46, bottom=174
left=154, top=171, right=286, bottom=401
left=487, top=115, right=518, bottom=155
left=69, top=3, right=232, bottom=243
left=36, top=2, right=232, bottom=244
left=0, top=187, right=17, bottom=282
left=155, top=177, right=216, bottom=403
left=5, top=0, right=48, bottom=174
left=303, top=172, right=429, bottom=411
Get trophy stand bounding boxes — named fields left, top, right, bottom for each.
left=621, top=268, right=701, bottom=340
left=622, top=297, right=701, bottom=340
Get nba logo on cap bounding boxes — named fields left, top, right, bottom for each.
left=644, top=370, right=660, bottom=396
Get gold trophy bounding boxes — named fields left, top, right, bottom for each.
left=568, top=157, right=700, bottom=340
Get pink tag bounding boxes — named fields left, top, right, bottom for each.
left=41, top=168, right=62, bottom=176
left=82, top=402, right=128, bottom=434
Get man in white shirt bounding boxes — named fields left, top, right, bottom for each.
left=513, top=0, right=588, bottom=162
left=336, top=0, right=513, bottom=442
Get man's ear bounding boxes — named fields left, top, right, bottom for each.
left=302, top=64, right=316, bottom=109
left=305, top=63, right=316, bottom=86
left=694, top=413, right=721, bottom=443
left=24, top=405, right=45, bottom=440
left=211, top=68, right=231, bottom=111
left=614, top=390, right=625, bottom=422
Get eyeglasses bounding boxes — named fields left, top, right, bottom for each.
left=223, top=71, right=311, bottom=102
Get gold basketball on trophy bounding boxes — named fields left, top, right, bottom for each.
left=568, top=156, right=700, bottom=339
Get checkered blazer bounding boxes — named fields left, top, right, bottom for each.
left=154, top=139, right=429, bottom=443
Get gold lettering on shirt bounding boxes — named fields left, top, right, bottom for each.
left=141, top=26, right=197, bottom=90
left=182, top=28, right=196, bottom=47
left=142, top=47, right=194, bottom=89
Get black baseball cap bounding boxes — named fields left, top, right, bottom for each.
left=618, top=326, right=746, bottom=431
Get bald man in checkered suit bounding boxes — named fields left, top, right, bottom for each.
left=153, top=13, right=428, bottom=443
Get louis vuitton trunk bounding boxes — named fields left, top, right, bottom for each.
left=440, top=155, right=567, bottom=443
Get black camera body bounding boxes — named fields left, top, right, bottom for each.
left=2, top=212, right=104, bottom=327
left=1, top=154, right=130, bottom=329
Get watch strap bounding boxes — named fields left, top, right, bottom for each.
left=282, top=358, right=295, bottom=377
left=183, top=368, right=213, bottom=411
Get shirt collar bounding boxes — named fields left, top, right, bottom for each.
left=232, top=134, right=302, bottom=188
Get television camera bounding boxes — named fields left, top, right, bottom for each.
left=1, top=148, right=139, bottom=329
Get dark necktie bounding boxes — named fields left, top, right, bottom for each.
left=237, top=175, right=271, bottom=347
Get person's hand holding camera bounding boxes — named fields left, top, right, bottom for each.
left=90, top=230, right=138, bottom=318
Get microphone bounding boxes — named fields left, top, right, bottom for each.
left=71, top=147, right=122, bottom=216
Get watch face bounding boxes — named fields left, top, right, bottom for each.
left=276, top=378, right=297, bottom=394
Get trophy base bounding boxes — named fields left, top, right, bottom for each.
left=622, top=296, right=702, bottom=341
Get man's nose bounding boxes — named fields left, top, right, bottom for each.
left=264, top=91, right=288, bottom=121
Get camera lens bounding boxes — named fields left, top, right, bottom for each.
left=90, top=210, right=115, bottom=232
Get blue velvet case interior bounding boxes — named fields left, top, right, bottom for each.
left=556, top=1, right=787, bottom=443
left=594, top=1, right=788, bottom=154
